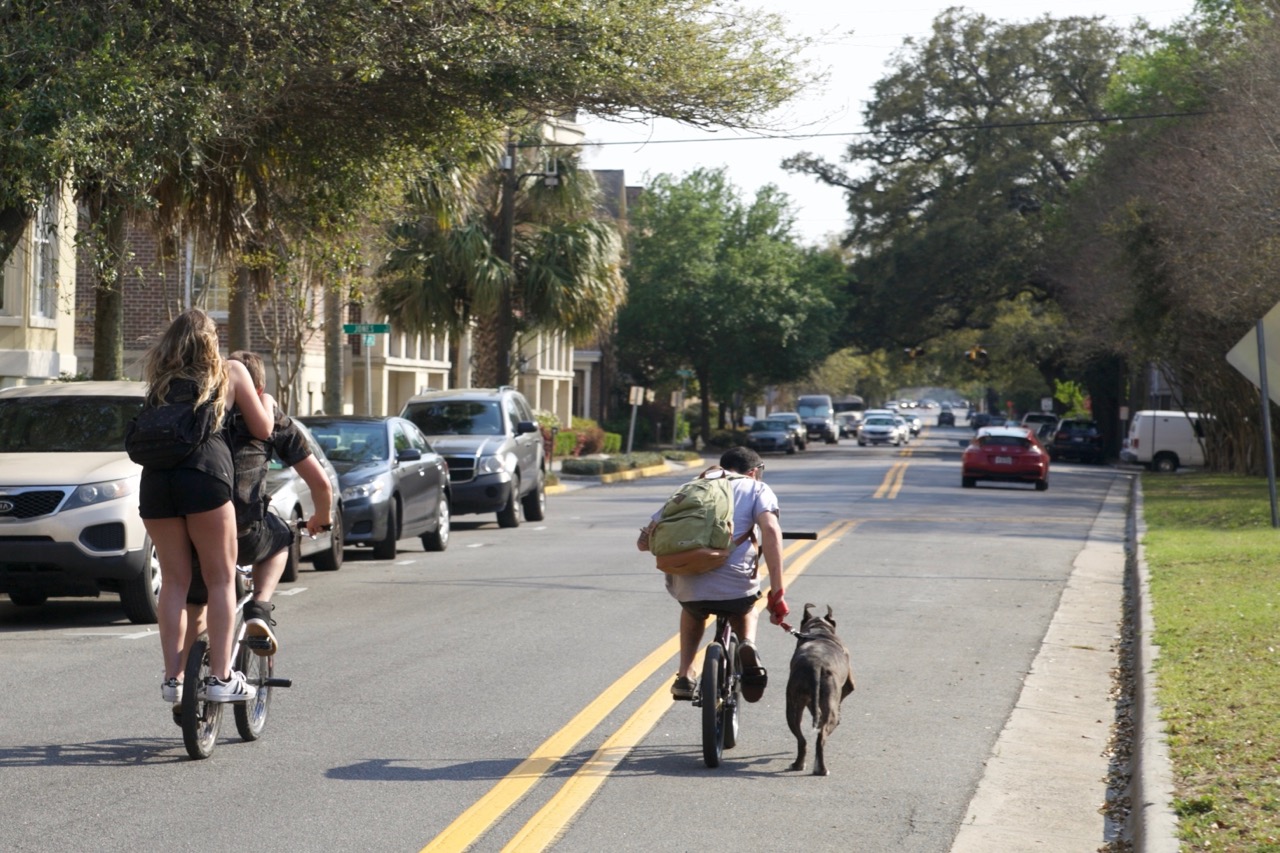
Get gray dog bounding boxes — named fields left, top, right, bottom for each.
left=785, top=603, right=855, bottom=776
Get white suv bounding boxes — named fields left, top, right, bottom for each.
left=0, top=381, right=159, bottom=622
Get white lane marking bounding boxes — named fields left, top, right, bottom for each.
left=467, top=543, right=488, bottom=548
left=119, top=629, right=158, bottom=640
left=396, top=560, right=417, bottom=566
left=276, top=587, right=307, bottom=596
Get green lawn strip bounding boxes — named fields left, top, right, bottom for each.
left=1142, top=473, right=1280, bottom=851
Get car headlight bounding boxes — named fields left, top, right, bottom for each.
left=342, top=480, right=385, bottom=501
left=62, top=476, right=140, bottom=511
left=477, top=455, right=507, bottom=475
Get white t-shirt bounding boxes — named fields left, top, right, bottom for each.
left=659, top=475, right=780, bottom=603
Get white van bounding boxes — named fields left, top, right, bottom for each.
left=1121, top=410, right=1207, bottom=472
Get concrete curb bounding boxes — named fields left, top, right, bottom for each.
left=1128, top=478, right=1181, bottom=852
left=549, top=458, right=708, bottom=492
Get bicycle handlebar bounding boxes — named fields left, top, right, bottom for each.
left=295, top=520, right=334, bottom=532
left=781, top=531, right=817, bottom=540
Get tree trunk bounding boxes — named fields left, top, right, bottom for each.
left=228, top=267, right=253, bottom=352
left=324, top=280, right=345, bottom=415
left=0, top=206, right=29, bottom=268
left=91, top=203, right=126, bottom=380
left=696, top=364, right=713, bottom=447
left=471, top=313, right=500, bottom=387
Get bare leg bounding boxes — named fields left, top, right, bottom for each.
left=677, top=609, right=708, bottom=680
left=251, top=549, right=288, bottom=603
left=144, top=517, right=194, bottom=680
left=729, top=606, right=760, bottom=648
left=185, top=502, right=239, bottom=679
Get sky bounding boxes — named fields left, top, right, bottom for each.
left=578, top=1, right=1197, bottom=246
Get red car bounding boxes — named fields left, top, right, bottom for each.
left=962, top=426, right=1050, bottom=491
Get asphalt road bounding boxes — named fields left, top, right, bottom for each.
left=0, top=418, right=1125, bottom=852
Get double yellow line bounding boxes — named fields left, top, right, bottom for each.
left=873, top=458, right=910, bottom=499
left=421, top=519, right=858, bottom=853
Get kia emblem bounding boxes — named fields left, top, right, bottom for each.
left=0, top=500, right=14, bottom=514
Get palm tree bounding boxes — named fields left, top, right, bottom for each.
left=377, top=130, right=626, bottom=387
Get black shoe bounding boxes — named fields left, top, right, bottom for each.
left=738, top=642, right=767, bottom=703
left=671, top=676, right=698, bottom=701
left=243, top=599, right=278, bottom=656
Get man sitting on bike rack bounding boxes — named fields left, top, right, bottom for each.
left=640, top=446, right=790, bottom=703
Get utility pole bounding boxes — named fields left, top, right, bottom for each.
left=494, top=137, right=518, bottom=388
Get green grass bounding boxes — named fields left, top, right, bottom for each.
left=1142, top=473, right=1280, bottom=851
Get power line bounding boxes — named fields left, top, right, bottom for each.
left=538, top=109, right=1210, bottom=148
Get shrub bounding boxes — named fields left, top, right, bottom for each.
left=577, top=424, right=606, bottom=454
left=553, top=430, right=580, bottom=457
left=602, top=452, right=664, bottom=473
left=560, top=457, right=603, bottom=475
left=708, top=428, right=747, bottom=448
left=662, top=449, right=702, bottom=462
left=603, top=432, right=622, bottom=454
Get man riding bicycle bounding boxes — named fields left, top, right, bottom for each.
left=639, top=446, right=789, bottom=702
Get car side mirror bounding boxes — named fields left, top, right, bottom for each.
left=516, top=420, right=540, bottom=435
left=397, top=447, right=422, bottom=462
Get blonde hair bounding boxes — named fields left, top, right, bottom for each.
left=141, top=308, right=230, bottom=423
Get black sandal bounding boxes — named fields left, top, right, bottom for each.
left=738, top=642, right=768, bottom=703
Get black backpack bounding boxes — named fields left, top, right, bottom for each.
left=124, top=382, right=219, bottom=469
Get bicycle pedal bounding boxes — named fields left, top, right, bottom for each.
left=244, top=637, right=273, bottom=651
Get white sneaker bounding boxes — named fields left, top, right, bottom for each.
left=204, top=671, right=255, bottom=703
left=161, top=677, right=183, bottom=704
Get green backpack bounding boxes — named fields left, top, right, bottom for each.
left=649, top=466, right=752, bottom=575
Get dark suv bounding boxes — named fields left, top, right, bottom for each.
left=400, top=388, right=547, bottom=527
left=1048, top=418, right=1104, bottom=464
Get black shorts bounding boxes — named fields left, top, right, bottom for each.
left=236, top=513, right=295, bottom=567
left=186, top=514, right=293, bottom=605
left=139, top=469, right=231, bottom=519
left=680, top=594, right=761, bottom=620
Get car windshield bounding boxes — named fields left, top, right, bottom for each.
left=0, top=397, right=142, bottom=452
left=752, top=420, right=787, bottom=432
left=304, top=422, right=389, bottom=464
left=404, top=401, right=503, bottom=436
left=865, top=417, right=893, bottom=426
left=979, top=435, right=1031, bottom=448
left=797, top=403, right=832, bottom=418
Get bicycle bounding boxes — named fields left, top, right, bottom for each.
left=177, top=519, right=323, bottom=759
left=692, top=530, right=816, bottom=768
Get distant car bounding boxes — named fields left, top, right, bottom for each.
left=1048, top=417, right=1104, bottom=464
left=898, top=412, right=922, bottom=436
left=1022, top=412, right=1058, bottom=435
left=969, top=411, right=1003, bottom=430
left=835, top=412, right=862, bottom=437
left=265, top=418, right=345, bottom=582
left=857, top=414, right=905, bottom=447
left=746, top=419, right=797, bottom=455
left=937, top=410, right=956, bottom=427
left=0, top=381, right=159, bottom=623
left=400, top=387, right=547, bottom=527
left=962, top=426, right=1050, bottom=490
left=768, top=412, right=808, bottom=451
left=300, top=415, right=450, bottom=559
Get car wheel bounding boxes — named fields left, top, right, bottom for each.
left=280, top=509, right=303, bottom=583
left=1035, top=479, right=1049, bottom=492
left=522, top=469, right=547, bottom=522
left=8, top=591, right=48, bottom=607
left=120, top=536, right=161, bottom=624
left=785, top=442, right=796, bottom=455
left=497, top=473, right=522, bottom=528
left=1153, top=453, right=1179, bottom=473
left=421, top=489, right=451, bottom=552
left=372, top=499, right=400, bottom=559
left=313, top=507, right=344, bottom=572
left=857, top=440, right=866, bottom=447
left=962, top=476, right=976, bottom=488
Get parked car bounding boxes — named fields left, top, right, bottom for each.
left=1120, top=410, right=1207, bottom=472
left=898, top=411, right=922, bottom=436
left=400, top=387, right=547, bottom=526
left=746, top=419, right=797, bottom=454
left=969, top=411, right=1004, bottom=430
left=0, top=381, right=160, bottom=622
left=1049, top=418, right=1105, bottom=465
left=265, top=418, right=345, bottom=582
left=962, top=426, right=1050, bottom=490
left=768, top=412, right=808, bottom=451
left=300, top=415, right=450, bottom=558
left=795, top=394, right=839, bottom=444
left=937, top=410, right=956, bottom=427
left=857, top=414, right=905, bottom=447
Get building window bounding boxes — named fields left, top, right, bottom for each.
left=191, top=254, right=230, bottom=315
left=31, top=195, right=57, bottom=319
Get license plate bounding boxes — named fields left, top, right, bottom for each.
left=995, top=456, right=1013, bottom=465
left=1072, top=436, right=1083, bottom=443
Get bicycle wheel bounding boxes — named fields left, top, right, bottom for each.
left=233, top=641, right=272, bottom=741
left=723, top=637, right=741, bottom=750
left=180, top=635, right=222, bottom=760
left=701, top=643, right=725, bottom=768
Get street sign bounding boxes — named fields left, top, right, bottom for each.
left=1227, top=299, right=1280, bottom=406
left=342, top=323, right=391, bottom=335
left=1041, top=397, right=1053, bottom=412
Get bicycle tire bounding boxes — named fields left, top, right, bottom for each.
left=723, top=637, right=741, bottom=750
left=701, top=643, right=725, bottom=768
left=233, top=641, right=272, bottom=741
left=180, top=635, right=222, bottom=760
